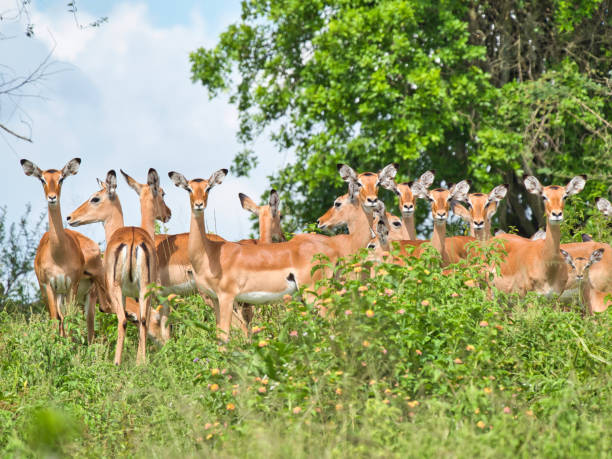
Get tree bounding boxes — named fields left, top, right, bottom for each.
left=190, top=0, right=612, bottom=236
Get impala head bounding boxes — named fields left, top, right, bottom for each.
left=168, top=169, right=228, bottom=214
left=413, top=180, right=471, bottom=224
left=381, top=170, right=436, bottom=215
left=560, top=248, right=604, bottom=282
left=67, top=170, right=120, bottom=226
left=337, top=163, right=398, bottom=209
left=524, top=175, right=586, bottom=224
left=239, top=189, right=284, bottom=242
left=452, top=184, right=508, bottom=236
left=595, top=197, right=612, bottom=217
left=317, top=193, right=354, bottom=230
left=20, top=158, right=81, bottom=207
left=120, top=169, right=172, bottom=223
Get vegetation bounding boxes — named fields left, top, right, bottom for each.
left=1, top=239, right=611, bottom=456
left=191, top=0, right=612, bottom=235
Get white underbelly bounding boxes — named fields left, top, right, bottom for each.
left=162, top=281, right=197, bottom=296
left=235, top=285, right=296, bottom=304
left=49, top=275, right=72, bottom=294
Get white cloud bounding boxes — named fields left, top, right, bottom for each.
left=1, top=1, right=286, bottom=245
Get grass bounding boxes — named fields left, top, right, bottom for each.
left=1, top=249, right=611, bottom=457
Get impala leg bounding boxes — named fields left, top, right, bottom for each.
left=85, top=289, right=96, bottom=345
left=44, top=284, right=64, bottom=337
left=136, top=287, right=150, bottom=365
left=56, top=293, right=66, bottom=338
left=112, top=287, right=127, bottom=366
left=216, top=293, right=235, bottom=344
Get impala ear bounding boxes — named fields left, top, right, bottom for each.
left=588, top=248, right=605, bottom=267
left=451, top=201, right=471, bottom=222
left=523, top=175, right=543, bottom=195
left=61, top=158, right=81, bottom=177
left=411, top=181, right=431, bottom=201
left=269, top=189, right=280, bottom=217
left=106, top=170, right=117, bottom=198
left=376, top=218, right=389, bottom=247
left=120, top=169, right=143, bottom=194
left=489, top=184, right=508, bottom=202
left=494, top=229, right=506, bottom=236
left=208, top=168, right=228, bottom=188
left=347, top=181, right=360, bottom=202
left=337, top=163, right=358, bottom=183
left=560, top=249, right=574, bottom=268
left=378, top=163, right=398, bottom=185
left=418, top=170, right=435, bottom=189
left=595, top=197, right=612, bottom=217
left=239, top=193, right=259, bottom=215
left=168, top=171, right=191, bottom=191
left=450, top=180, right=471, bottom=201
left=378, top=176, right=398, bottom=194
left=530, top=229, right=546, bottom=241
left=371, top=200, right=386, bottom=221
left=147, top=168, right=160, bottom=196
left=581, top=233, right=593, bottom=242
left=565, top=175, right=587, bottom=197
left=20, top=159, right=43, bottom=178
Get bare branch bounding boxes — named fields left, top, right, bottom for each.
left=0, top=122, right=31, bottom=142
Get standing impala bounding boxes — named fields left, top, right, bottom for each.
left=451, top=185, right=509, bottom=241
left=90, top=169, right=169, bottom=364
left=239, top=189, right=285, bottom=243
left=380, top=170, right=436, bottom=240
left=20, top=158, right=107, bottom=343
left=492, top=175, right=586, bottom=296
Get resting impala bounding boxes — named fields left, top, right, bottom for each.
left=20, top=158, right=108, bottom=343
left=451, top=185, right=509, bottom=241
left=380, top=170, right=436, bottom=240
left=98, top=169, right=169, bottom=364
left=239, top=189, right=285, bottom=243
left=492, top=175, right=586, bottom=296
left=168, top=164, right=395, bottom=341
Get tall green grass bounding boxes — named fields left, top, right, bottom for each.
left=1, top=248, right=611, bottom=457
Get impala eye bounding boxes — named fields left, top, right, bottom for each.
left=367, top=243, right=376, bottom=249
left=334, top=201, right=341, bottom=207
left=392, top=221, right=401, bottom=227
left=91, top=197, right=100, bottom=203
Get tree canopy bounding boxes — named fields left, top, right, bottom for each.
left=190, top=0, right=612, bottom=236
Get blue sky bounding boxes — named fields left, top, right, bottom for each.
left=1, top=0, right=287, bottom=244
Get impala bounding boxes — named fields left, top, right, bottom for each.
left=20, top=158, right=108, bottom=343
left=492, top=175, right=586, bottom=296
left=451, top=185, right=509, bottom=241
left=380, top=170, right=436, bottom=240
left=596, top=197, right=611, bottom=217
left=88, top=169, right=169, bottom=364
left=239, top=189, right=285, bottom=243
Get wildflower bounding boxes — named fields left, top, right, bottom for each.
left=365, top=309, right=375, bottom=317
left=289, top=330, right=298, bottom=338
left=369, top=379, right=376, bottom=386
left=335, top=388, right=342, bottom=395
left=314, top=347, right=321, bottom=353
left=353, top=265, right=363, bottom=273
left=232, top=389, right=238, bottom=396
left=209, top=384, right=219, bottom=392
left=466, top=345, right=475, bottom=352
left=421, top=300, right=430, bottom=307
left=283, top=294, right=292, bottom=302
left=407, top=401, right=419, bottom=408
left=361, top=361, right=367, bottom=367
left=344, top=310, right=352, bottom=316
left=261, top=379, right=269, bottom=385
left=358, top=285, right=368, bottom=292
left=362, top=340, right=370, bottom=348
left=204, top=422, right=212, bottom=430
left=226, top=403, right=235, bottom=411
left=211, top=368, right=220, bottom=376
left=381, top=348, right=387, bottom=355
left=258, top=340, right=268, bottom=348
left=167, top=294, right=177, bottom=302
left=251, top=326, right=263, bottom=334
left=464, top=279, right=477, bottom=287
left=479, top=321, right=489, bottom=327
left=383, top=399, right=390, bottom=405
left=397, top=309, right=405, bottom=314
left=417, top=279, right=422, bottom=284
left=453, top=358, right=463, bottom=364
left=495, top=324, right=503, bottom=331
left=378, top=269, right=388, bottom=276
left=335, top=404, right=343, bottom=411
left=384, top=288, right=394, bottom=296
left=206, top=433, right=213, bottom=440
left=292, top=406, right=302, bottom=414
left=408, top=411, right=416, bottom=418
left=451, top=292, right=460, bottom=298
left=258, top=387, right=267, bottom=394
left=483, top=387, right=492, bottom=394
left=415, top=349, right=422, bottom=356
left=503, top=406, right=511, bottom=414
left=423, top=269, right=430, bottom=275
left=476, top=421, right=485, bottom=429
left=335, top=371, right=343, bottom=376
left=474, top=408, right=480, bottom=414
left=384, top=388, right=392, bottom=394
left=526, top=410, right=534, bottom=417
left=193, top=357, right=200, bottom=363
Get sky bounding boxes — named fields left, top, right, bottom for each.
left=0, top=0, right=290, bottom=245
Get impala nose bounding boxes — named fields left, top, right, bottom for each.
left=435, top=212, right=447, bottom=220
left=47, top=194, right=57, bottom=204
left=193, top=202, right=204, bottom=211
left=473, top=220, right=485, bottom=229
left=550, top=211, right=563, bottom=220
left=402, top=204, right=414, bottom=213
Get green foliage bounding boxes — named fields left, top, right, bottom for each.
left=191, top=0, right=612, bottom=235
left=1, top=248, right=611, bottom=456
left=0, top=205, right=45, bottom=310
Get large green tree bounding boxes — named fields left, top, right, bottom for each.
left=191, top=0, right=612, bottom=236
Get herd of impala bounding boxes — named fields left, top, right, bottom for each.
left=19, top=158, right=612, bottom=365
